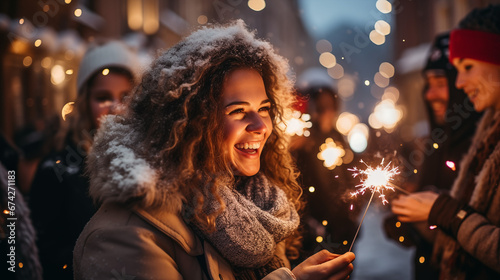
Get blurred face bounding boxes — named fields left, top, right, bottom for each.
left=453, top=58, right=500, bottom=112
left=424, top=74, right=449, bottom=125
left=312, top=92, right=337, bottom=133
left=221, top=69, right=273, bottom=176
left=89, top=72, right=132, bottom=128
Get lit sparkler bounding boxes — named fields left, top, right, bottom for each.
left=348, top=158, right=400, bottom=252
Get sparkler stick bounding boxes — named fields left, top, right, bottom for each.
left=349, top=190, right=375, bottom=252
left=388, top=182, right=411, bottom=196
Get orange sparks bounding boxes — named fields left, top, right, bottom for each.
left=446, top=161, right=456, bottom=171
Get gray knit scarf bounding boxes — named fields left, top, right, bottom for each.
left=191, top=173, right=299, bottom=269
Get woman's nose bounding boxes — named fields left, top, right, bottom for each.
left=455, top=72, right=466, bottom=89
left=246, top=112, right=268, bottom=134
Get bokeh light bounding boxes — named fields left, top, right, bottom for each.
left=319, top=52, right=336, bottom=68
left=336, top=112, right=360, bottom=135
left=348, top=123, right=369, bottom=153
left=248, top=0, right=266, bottom=11
left=376, top=0, right=392, bottom=13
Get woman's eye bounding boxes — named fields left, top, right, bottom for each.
left=229, top=108, right=244, bottom=115
left=464, top=64, right=473, bottom=71
left=259, top=106, right=271, bottom=112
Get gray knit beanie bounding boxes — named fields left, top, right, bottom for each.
left=76, top=41, right=139, bottom=94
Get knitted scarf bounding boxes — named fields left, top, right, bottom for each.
left=190, top=173, right=300, bottom=278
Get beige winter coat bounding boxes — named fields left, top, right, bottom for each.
left=72, top=117, right=296, bottom=279
left=73, top=202, right=294, bottom=280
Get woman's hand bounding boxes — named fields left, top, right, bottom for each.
left=292, top=250, right=355, bottom=280
left=391, top=191, right=439, bottom=222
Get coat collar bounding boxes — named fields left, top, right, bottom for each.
left=133, top=207, right=204, bottom=256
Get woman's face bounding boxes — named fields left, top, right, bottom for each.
left=89, top=72, right=133, bottom=128
left=453, top=58, right=500, bottom=112
left=221, top=68, right=273, bottom=176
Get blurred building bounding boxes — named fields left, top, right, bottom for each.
left=0, top=0, right=315, bottom=142
left=394, top=0, right=500, bottom=143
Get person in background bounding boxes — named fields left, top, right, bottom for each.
left=291, top=82, right=358, bottom=258
left=74, top=20, right=354, bottom=280
left=0, top=135, right=42, bottom=280
left=391, top=5, right=500, bottom=279
left=385, top=32, right=482, bottom=280
left=29, top=40, right=139, bottom=280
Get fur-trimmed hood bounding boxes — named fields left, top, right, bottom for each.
left=87, top=115, right=183, bottom=212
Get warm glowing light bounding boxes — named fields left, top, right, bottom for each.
left=382, top=86, right=400, bottom=102
left=308, top=186, right=315, bottom=193
left=343, top=240, right=348, bottom=245
left=74, top=9, right=82, bottom=17
left=319, top=52, right=336, bottom=68
left=3, top=210, right=9, bottom=214
left=63, top=264, right=68, bottom=269
left=429, top=225, right=437, bottom=230
left=41, top=57, right=52, bottom=68
left=374, top=20, right=391, bottom=35
left=19, top=18, right=25, bottom=24
left=316, top=39, right=332, bottom=53
left=61, top=102, right=75, bottom=121
left=34, top=39, right=42, bottom=47
left=327, top=64, right=344, bottom=79
left=370, top=30, right=385, bottom=45
left=379, top=62, right=395, bottom=78
left=248, top=0, right=266, bottom=11
left=19, top=262, right=23, bottom=268
left=56, top=160, right=61, bottom=164
left=102, top=68, right=110, bottom=76
left=43, top=5, right=50, bottom=12
left=336, top=112, right=360, bottom=135
left=65, top=0, right=72, bottom=3
left=348, top=123, right=369, bottom=153
left=277, top=109, right=312, bottom=136
left=322, top=220, right=328, bottom=226
left=197, top=15, right=208, bottom=25
left=414, top=169, right=418, bottom=174
left=143, top=0, right=159, bottom=34
left=374, top=72, right=389, bottom=88
left=419, top=256, right=425, bottom=263
left=399, top=236, right=405, bottom=242
left=364, top=80, right=370, bottom=86
left=349, top=159, right=400, bottom=205
left=446, top=161, right=456, bottom=171
left=23, top=56, right=32, bottom=67
left=376, top=0, right=392, bottom=13
left=317, top=138, right=345, bottom=170
left=433, top=143, right=439, bottom=149
left=316, top=236, right=323, bottom=243
left=395, top=221, right=401, bottom=228
left=337, top=76, right=356, bottom=100
left=66, top=69, right=74, bottom=75
left=350, top=204, right=354, bottom=211
left=368, top=99, right=403, bottom=131
left=51, top=65, right=66, bottom=85
left=128, top=0, right=143, bottom=30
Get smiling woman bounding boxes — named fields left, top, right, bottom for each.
left=73, top=20, right=355, bottom=280
left=391, top=5, right=500, bottom=280
left=222, top=68, right=273, bottom=177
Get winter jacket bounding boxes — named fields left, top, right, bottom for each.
left=74, top=202, right=295, bottom=280
left=73, top=117, right=297, bottom=280
left=429, top=109, right=500, bottom=279
left=29, top=142, right=96, bottom=279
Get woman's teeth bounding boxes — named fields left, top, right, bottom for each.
left=235, top=142, right=260, bottom=150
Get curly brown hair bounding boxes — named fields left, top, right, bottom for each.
left=122, top=21, right=302, bottom=234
